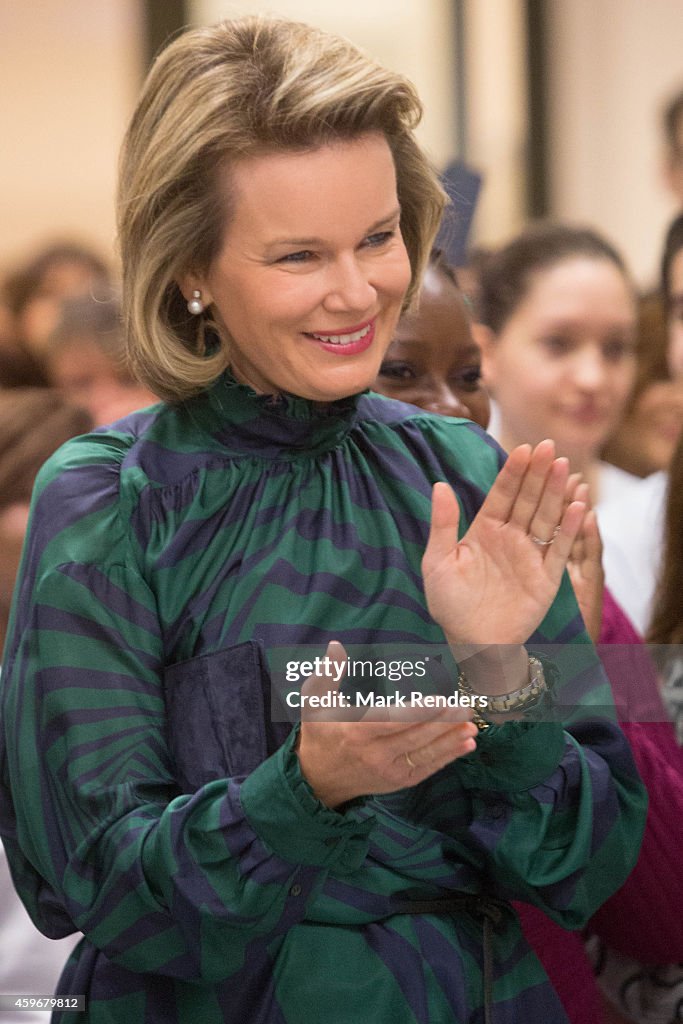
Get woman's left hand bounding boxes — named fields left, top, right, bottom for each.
left=422, top=439, right=586, bottom=646
left=565, top=478, right=604, bottom=644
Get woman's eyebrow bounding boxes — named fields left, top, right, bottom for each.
left=267, top=208, right=401, bottom=249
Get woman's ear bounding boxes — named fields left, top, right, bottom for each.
left=472, top=323, right=498, bottom=390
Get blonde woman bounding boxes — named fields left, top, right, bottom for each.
left=0, top=19, right=645, bottom=1024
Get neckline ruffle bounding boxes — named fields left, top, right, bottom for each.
left=196, top=371, right=365, bottom=457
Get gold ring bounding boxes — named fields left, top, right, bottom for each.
left=404, top=751, right=417, bottom=770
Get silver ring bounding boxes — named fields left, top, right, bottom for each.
left=530, top=525, right=560, bottom=547
left=404, top=751, right=417, bottom=770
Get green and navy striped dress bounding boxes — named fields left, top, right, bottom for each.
left=0, top=374, right=646, bottom=1023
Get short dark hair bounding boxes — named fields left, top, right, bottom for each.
left=478, top=222, right=630, bottom=333
left=2, top=242, right=110, bottom=319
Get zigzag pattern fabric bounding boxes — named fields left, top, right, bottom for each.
left=0, top=374, right=645, bottom=1023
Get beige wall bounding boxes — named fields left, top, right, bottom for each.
left=463, top=0, right=528, bottom=246
left=5, top=0, right=683, bottom=288
left=0, top=0, right=143, bottom=273
left=546, top=0, right=683, bottom=286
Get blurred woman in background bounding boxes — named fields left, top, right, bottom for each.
left=1, top=241, right=112, bottom=378
left=44, top=294, right=156, bottom=425
left=598, top=212, right=683, bottom=632
left=375, top=248, right=489, bottom=428
left=476, top=222, right=639, bottom=511
left=602, top=215, right=683, bottom=478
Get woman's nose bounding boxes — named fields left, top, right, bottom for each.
left=425, top=386, right=471, bottom=419
left=323, top=257, right=376, bottom=313
left=573, top=349, right=607, bottom=390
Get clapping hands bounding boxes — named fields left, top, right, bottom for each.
left=296, top=440, right=589, bottom=808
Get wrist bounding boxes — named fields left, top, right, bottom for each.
left=457, top=652, right=550, bottom=730
left=295, top=735, right=354, bottom=810
left=446, top=642, right=529, bottom=696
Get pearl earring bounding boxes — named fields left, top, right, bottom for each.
left=187, top=289, right=205, bottom=315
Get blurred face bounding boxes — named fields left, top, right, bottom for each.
left=481, top=256, right=637, bottom=467
left=614, top=379, right=683, bottom=476
left=47, top=337, right=156, bottom=426
left=186, top=133, right=411, bottom=402
left=666, top=248, right=683, bottom=378
left=49, top=338, right=123, bottom=398
left=19, top=260, right=106, bottom=355
left=374, top=263, right=490, bottom=428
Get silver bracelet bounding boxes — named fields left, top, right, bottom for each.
left=457, top=655, right=548, bottom=730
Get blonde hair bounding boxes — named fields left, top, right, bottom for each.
left=118, top=15, right=446, bottom=402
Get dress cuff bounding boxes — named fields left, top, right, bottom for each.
left=457, top=721, right=566, bottom=792
left=239, top=726, right=374, bottom=873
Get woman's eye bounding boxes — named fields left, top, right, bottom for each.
left=454, top=365, right=483, bottom=390
left=364, top=231, right=395, bottom=248
left=278, top=250, right=315, bottom=264
left=603, top=338, right=634, bottom=361
left=541, top=335, right=571, bottom=356
left=378, top=360, right=415, bottom=381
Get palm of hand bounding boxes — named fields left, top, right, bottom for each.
left=423, top=514, right=564, bottom=645
left=422, top=441, right=586, bottom=646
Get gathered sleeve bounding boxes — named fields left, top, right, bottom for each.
left=381, top=708, right=646, bottom=930
left=0, top=439, right=374, bottom=984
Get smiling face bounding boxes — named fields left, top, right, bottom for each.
left=480, top=256, right=637, bottom=469
left=374, top=262, right=490, bottom=428
left=184, top=133, right=411, bottom=402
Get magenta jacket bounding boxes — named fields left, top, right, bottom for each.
left=517, top=587, right=683, bottom=1023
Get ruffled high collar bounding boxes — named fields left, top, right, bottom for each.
left=194, top=371, right=364, bottom=458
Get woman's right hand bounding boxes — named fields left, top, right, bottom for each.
left=296, top=642, right=478, bottom=808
